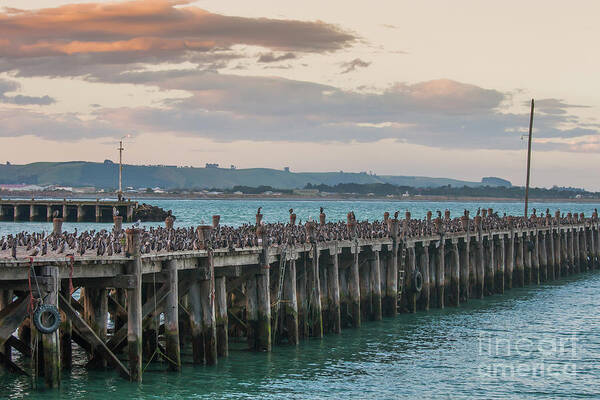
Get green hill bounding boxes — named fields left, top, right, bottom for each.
left=0, top=161, right=510, bottom=190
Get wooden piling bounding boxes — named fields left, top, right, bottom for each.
left=296, top=257, right=308, bottom=337
left=406, top=246, right=418, bottom=312
left=126, top=228, right=142, bottom=382
left=515, top=235, right=525, bottom=287
left=359, top=257, right=371, bottom=320
left=532, top=233, right=540, bottom=284
left=419, top=244, right=430, bottom=310
left=539, top=231, right=548, bottom=281
left=348, top=246, right=361, bottom=328
left=475, top=238, right=484, bottom=298
left=59, top=283, right=71, bottom=370
left=496, top=236, right=505, bottom=294
left=283, top=258, right=299, bottom=344
left=83, top=288, right=108, bottom=368
left=436, top=240, right=445, bottom=309
left=523, top=234, right=532, bottom=285
left=370, top=248, right=382, bottom=320
left=307, top=245, right=323, bottom=338
left=484, top=237, right=495, bottom=296
left=459, top=238, right=469, bottom=302
left=327, top=251, right=342, bottom=333
left=215, top=276, right=228, bottom=357
left=164, top=260, right=181, bottom=371
left=41, top=265, right=60, bottom=388
left=382, top=239, right=398, bottom=317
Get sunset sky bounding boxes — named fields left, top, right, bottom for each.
left=1, top=1, right=599, bottom=189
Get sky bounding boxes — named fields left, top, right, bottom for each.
left=0, top=0, right=599, bottom=189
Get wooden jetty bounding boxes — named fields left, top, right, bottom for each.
left=0, top=198, right=136, bottom=222
left=0, top=212, right=598, bottom=389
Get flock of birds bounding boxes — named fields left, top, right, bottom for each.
left=0, top=207, right=597, bottom=259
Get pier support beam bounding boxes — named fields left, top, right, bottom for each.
left=359, top=256, right=371, bottom=320
left=419, top=244, right=430, bottom=310
left=496, top=236, right=505, bottom=294
left=436, top=240, right=445, bottom=308
left=532, top=233, right=540, bottom=284
left=126, top=228, right=142, bottom=382
left=382, top=241, right=398, bottom=317
left=515, top=235, right=525, bottom=287
left=326, top=252, right=341, bottom=334
left=77, top=206, right=84, bottom=222
left=164, top=260, right=180, bottom=371
left=215, top=276, right=228, bottom=357
left=190, top=260, right=218, bottom=362
left=459, top=239, right=469, bottom=302
left=548, top=230, right=556, bottom=280
left=296, top=257, right=308, bottom=337
left=484, top=237, right=495, bottom=296
left=283, top=259, right=299, bottom=344
left=348, top=246, right=361, bottom=328
left=449, top=241, right=460, bottom=306
left=41, top=265, right=60, bottom=388
left=406, top=246, right=417, bottom=312
left=307, top=245, right=323, bottom=338
left=83, top=288, right=108, bottom=368
left=539, top=231, right=548, bottom=281
left=475, top=238, right=484, bottom=298
left=370, top=249, right=382, bottom=320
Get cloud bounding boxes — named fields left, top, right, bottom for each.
left=340, top=58, right=371, bottom=73
left=257, top=52, right=297, bottom=63
left=528, top=98, right=591, bottom=115
left=0, top=78, right=54, bottom=105
left=0, top=0, right=355, bottom=77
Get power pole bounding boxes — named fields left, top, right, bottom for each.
left=524, top=99, right=534, bottom=217
left=118, top=139, right=124, bottom=198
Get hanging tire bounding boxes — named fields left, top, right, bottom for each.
left=413, top=270, right=423, bottom=293
left=33, top=304, right=61, bottom=334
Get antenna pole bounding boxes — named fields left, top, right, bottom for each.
left=524, top=99, right=534, bottom=217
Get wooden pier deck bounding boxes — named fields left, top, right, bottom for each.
left=0, top=214, right=598, bottom=389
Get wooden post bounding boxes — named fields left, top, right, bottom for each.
left=548, top=229, right=556, bottom=280
left=554, top=229, right=562, bottom=278
left=83, top=288, right=108, bottom=368
left=515, top=234, right=525, bottom=287
left=523, top=233, right=532, bottom=285
left=450, top=241, right=460, bottom=306
left=484, top=237, right=495, bottom=296
left=283, top=258, right=299, bottom=344
left=126, top=228, right=142, bottom=382
left=475, top=238, right=484, bottom=299
left=560, top=230, right=568, bottom=276
left=370, top=249, right=382, bottom=320
left=41, top=265, right=60, bottom=388
left=95, top=205, right=101, bottom=223
left=77, top=205, right=84, bottom=222
left=307, top=245, right=323, bottom=338
left=164, top=260, right=181, bottom=371
left=383, top=239, right=398, bottom=317
left=539, top=231, right=548, bottom=281
left=215, top=276, right=228, bottom=357
left=436, top=240, right=445, bottom=308
left=348, top=245, right=361, bottom=328
left=419, top=244, right=430, bottom=310
left=58, top=284, right=72, bottom=371
left=327, top=251, right=341, bottom=333
left=406, top=246, right=417, bottom=312
left=359, top=254, right=371, bottom=320
left=580, top=228, right=587, bottom=272
left=532, top=233, right=540, bottom=284
left=506, top=228, right=515, bottom=290
left=496, top=236, right=505, bottom=294
left=459, top=238, right=469, bottom=302
left=255, top=268, right=271, bottom=350
left=296, top=256, right=308, bottom=337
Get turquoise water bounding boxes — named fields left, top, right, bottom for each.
left=2, top=199, right=600, bottom=398
left=1, top=199, right=599, bottom=236
left=2, top=272, right=599, bottom=398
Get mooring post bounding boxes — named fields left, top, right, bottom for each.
left=29, top=204, right=35, bottom=221
left=579, top=227, right=587, bottom=272
left=283, top=258, right=299, bottom=344
left=560, top=229, right=568, bottom=276
left=255, top=229, right=272, bottom=350
left=327, top=250, right=341, bottom=333
left=524, top=233, right=533, bottom=285
left=77, top=205, right=83, bottom=222
left=383, top=220, right=399, bottom=317
left=548, top=228, right=556, bottom=280
left=484, top=237, right=495, bottom=296
left=215, top=276, right=228, bottom=357
left=41, top=265, right=61, bottom=388
left=201, top=252, right=219, bottom=362
left=164, top=260, right=181, bottom=371
left=419, top=243, right=430, bottom=310
left=448, top=240, right=459, bottom=307
left=474, top=237, right=484, bottom=299
left=95, top=204, right=101, bottom=223
left=539, top=231, right=548, bottom=281
left=403, top=246, right=415, bottom=313
left=58, top=284, right=71, bottom=371
left=126, top=228, right=142, bottom=382
left=459, top=238, right=470, bottom=302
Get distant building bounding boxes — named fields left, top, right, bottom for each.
left=206, top=163, right=219, bottom=169
left=0, top=184, right=44, bottom=191
left=230, top=165, right=236, bottom=169
left=293, top=189, right=319, bottom=195
left=73, top=186, right=96, bottom=193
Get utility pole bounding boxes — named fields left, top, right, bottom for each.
left=118, top=135, right=130, bottom=201
left=524, top=99, right=534, bottom=217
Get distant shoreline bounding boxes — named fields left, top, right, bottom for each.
left=1, top=190, right=598, bottom=204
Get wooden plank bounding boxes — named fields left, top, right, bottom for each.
left=58, top=292, right=130, bottom=380
left=0, top=296, right=28, bottom=348
left=6, top=335, right=31, bottom=357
